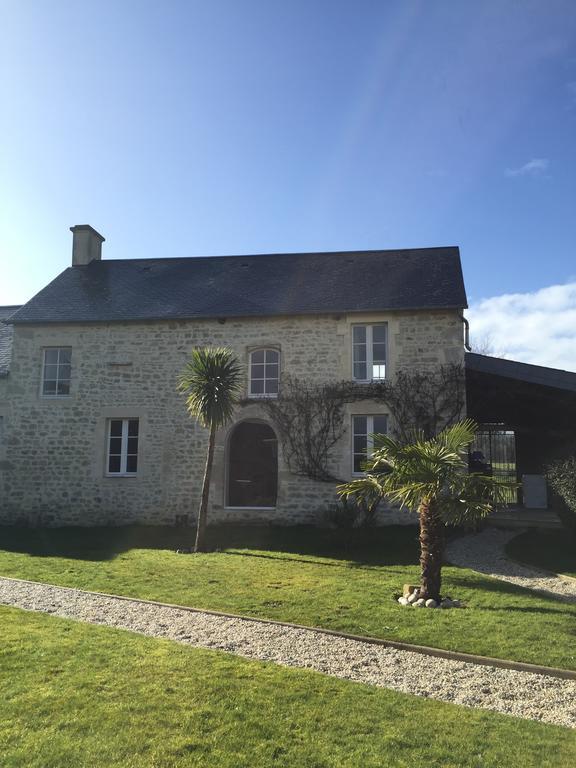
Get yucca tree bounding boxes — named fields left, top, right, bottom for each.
left=338, top=420, right=514, bottom=601
left=178, top=347, right=243, bottom=552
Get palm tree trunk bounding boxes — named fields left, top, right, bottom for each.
left=194, top=423, right=216, bottom=553
left=418, top=498, right=445, bottom=601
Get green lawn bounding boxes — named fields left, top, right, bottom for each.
left=1, top=524, right=575, bottom=670
left=0, top=606, right=574, bottom=767
left=506, top=529, right=576, bottom=578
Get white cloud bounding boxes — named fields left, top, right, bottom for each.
left=504, top=158, right=549, bottom=178
left=466, top=282, right=576, bottom=372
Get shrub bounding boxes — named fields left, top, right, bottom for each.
left=546, top=457, right=576, bottom=534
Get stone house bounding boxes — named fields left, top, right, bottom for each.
left=0, top=225, right=467, bottom=527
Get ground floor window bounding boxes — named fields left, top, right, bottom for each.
left=227, top=421, right=278, bottom=507
left=352, top=414, right=388, bottom=474
left=107, top=418, right=139, bottom=475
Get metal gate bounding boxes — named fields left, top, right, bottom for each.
left=469, top=424, right=518, bottom=504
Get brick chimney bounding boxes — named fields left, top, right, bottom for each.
left=70, top=224, right=105, bottom=266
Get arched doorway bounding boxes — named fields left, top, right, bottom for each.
left=227, top=421, right=278, bottom=508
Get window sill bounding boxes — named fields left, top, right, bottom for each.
left=40, top=394, right=72, bottom=399
left=246, top=394, right=279, bottom=400
left=105, top=473, right=138, bottom=478
left=224, top=506, right=277, bottom=511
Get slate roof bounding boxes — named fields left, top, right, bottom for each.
left=465, top=352, right=576, bottom=393
left=0, top=306, right=21, bottom=376
left=8, top=247, right=467, bottom=325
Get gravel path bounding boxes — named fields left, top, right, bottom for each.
left=446, top=528, right=576, bottom=604
left=0, top=576, right=575, bottom=729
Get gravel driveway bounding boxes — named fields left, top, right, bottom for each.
left=446, top=528, right=576, bottom=604
left=0, top=576, right=574, bottom=729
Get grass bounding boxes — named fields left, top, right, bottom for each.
left=1, top=605, right=575, bottom=767
left=505, top=529, right=576, bottom=578
left=0, top=524, right=575, bottom=671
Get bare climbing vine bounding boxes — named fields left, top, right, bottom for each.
left=256, top=365, right=465, bottom=483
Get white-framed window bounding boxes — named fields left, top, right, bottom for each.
left=41, top=347, right=72, bottom=397
left=352, top=414, right=388, bottom=474
left=107, top=418, right=139, bottom=476
left=249, top=348, right=280, bottom=397
left=352, top=324, right=387, bottom=381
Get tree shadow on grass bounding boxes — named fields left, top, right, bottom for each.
left=219, top=549, right=415, bottom=572
left=0, top=524, right=422, bottom=566
left=446, top=571, right=576, bottom=606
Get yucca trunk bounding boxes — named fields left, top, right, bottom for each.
left=194, top=423, right=216, bottom=553
left=418, top=498, right=445, bottom=601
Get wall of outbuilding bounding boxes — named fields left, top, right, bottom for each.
left=0, top=310, right=464, bottom=527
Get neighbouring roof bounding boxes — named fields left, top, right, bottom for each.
left=8, top=247, right=467, bottom=325
left=0, top=306, right=22, bottom=376
left=465, top=352, right=576, bottom=393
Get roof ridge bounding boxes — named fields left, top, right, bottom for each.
left=89, top=245, right=460, bottom=265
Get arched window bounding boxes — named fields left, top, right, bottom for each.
left=249, top=348, right=280, bottom=397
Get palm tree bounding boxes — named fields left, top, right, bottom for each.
left=338, top=420, right=513, bottom=601
left=178, top=347, right=243, bottom=552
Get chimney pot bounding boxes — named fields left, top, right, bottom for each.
left=70, top=225, right=105, bottom=266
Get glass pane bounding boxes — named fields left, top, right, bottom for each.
left=373, top=416, right=388, bottom=435
left=109, top=437, right=122, bottom=454
left=59, top=349, right=72, bottom=364
left=265, top=363, right=279, bottom=380
left=251, top=364, right=265, bottom=379
left=251, top=349, right=265, bottom=364
left=354, top=436, right=367, bottom=452
left=353, top=454, right=365, bottom=473
left=265, top=350, right=279, bottom=363
left=372, top=364, right=386, bottom=380
left=353, top=416, right=367, bottom=435
left=265, top=379, right=278, bottom=394
left=372, top=325, right=387, bottom=343
left=43, top=380, right=57, bottom=395
left=58, top=364, right=71, bottom=379
left=372, top=343, right=386, bottom=363
left=128, top=420, right=139, bottom=436
left=126, top=455, right=138, bottom=473
left=110, top=420, right=123, bottom=437
left=353, top=326, right=366, bottom=343
left=44, top=364, right=58, bottom=380
left=108, top=455, right=121, bottom=473
left=44, top=349, right=59, bottom=364
left=353, top=345, right=366, bottom=362
left=127, top=437, right=138, bottom=454
left=353, top=362, right=367, bottom=380
left=57, top=381, right=70, bottom=396
left=250, top=379, right=264, bottom=394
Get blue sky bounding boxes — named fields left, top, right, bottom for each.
left=1, top=1, right=575, bottom=367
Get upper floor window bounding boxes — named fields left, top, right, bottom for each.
left=249, top=348, right=279, bottom=397
left=352, top=414, right=388, bottom=474
left=352, top=324, right=387, bottom=381
left=107, top=418, right=139, bottom=475
left=42, top=347, right=72, bottom=397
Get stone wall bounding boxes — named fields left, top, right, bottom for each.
left=0, top=310, right=464, bottom=526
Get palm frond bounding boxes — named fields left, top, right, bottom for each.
left=178, top=347, right=244, bottom=429
left=339, top=419, right=512, bottom=525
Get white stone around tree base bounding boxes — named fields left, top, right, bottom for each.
left=397, top=596, right=409, bottom=606
left=398, top=587, right=463, bottom=608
